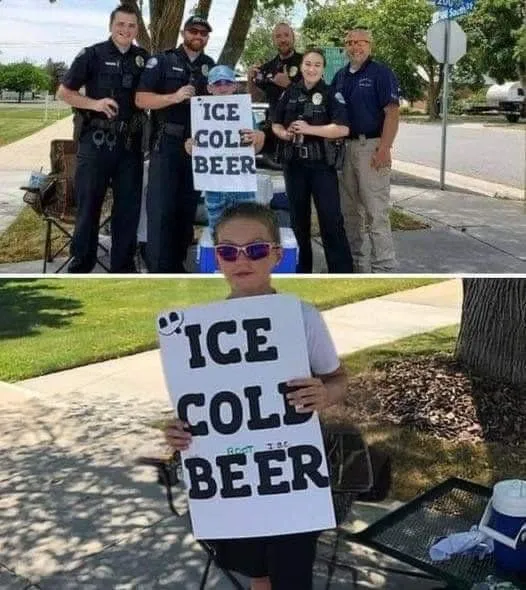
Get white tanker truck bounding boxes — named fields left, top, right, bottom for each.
left=485, top=81, right=525, bottom=123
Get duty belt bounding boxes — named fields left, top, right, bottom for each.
left=349, top=132, right=381, bottom=140
left=88, top=119, right=129, bottom=134
left=294, top=142, right=323, bottom=161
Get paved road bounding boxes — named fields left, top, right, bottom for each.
left=395, top=122, right=525, bottom=189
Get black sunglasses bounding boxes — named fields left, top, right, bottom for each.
left=215, top=242, right=277, bottom=262
left=187, top=27, right=209, bottom=37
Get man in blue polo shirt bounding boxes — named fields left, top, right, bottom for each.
left=332, top=28, right=400, bottom=273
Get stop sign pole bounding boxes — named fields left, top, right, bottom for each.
left=440, top=19, right=451, bottom=190
left=427, top=8, right=468, bottom=190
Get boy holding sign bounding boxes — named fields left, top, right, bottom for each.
left=163, top=202, right=348, bottom=590
left=186, top=66, right=266, bottom=231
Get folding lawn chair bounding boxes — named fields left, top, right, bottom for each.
left=21, top=139, right=111, bottom=273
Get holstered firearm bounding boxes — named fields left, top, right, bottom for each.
left=324, top=138, right=346, bottom=170
left=124, top=111, right=145, bottom=151
left=141, top=112, right=152, bottom=153
left=72, top=109, right=87, bottom=143
left=151, top=120, right=166, bottom=152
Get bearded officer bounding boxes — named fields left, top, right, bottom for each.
left=247, top=23, right=303, bottom=165
left=135, top=15, right=215, bottom=273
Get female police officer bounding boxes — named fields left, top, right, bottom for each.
left=271, top=48, right=353, bottom=274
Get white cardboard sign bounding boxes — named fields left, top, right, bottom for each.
left=190, top=94, right=257, bottom=192
left=157, top=294, right=335, bottom=539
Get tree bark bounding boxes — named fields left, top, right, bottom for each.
left=218, top=0, right=257, bottom=67
left=455, top=278, right=526, bottom=386
left=196, top=0, right=212, bottom=18
left=153, top=0, right=186, bottom=52
left=426, top=59, right=444, bottom=120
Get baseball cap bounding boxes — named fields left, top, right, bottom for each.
left=184, top=15, right=212, bottom=32
left=208, top=65, right=236, bottom=85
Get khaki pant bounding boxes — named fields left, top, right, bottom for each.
left=338, top=137, right=397, bottom=273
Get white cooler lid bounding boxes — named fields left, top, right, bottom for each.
left=493, top=479, right=526, bottom=517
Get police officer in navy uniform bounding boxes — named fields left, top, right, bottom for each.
left=247, top=23, right=302, bottom=164
left=135, top=15, right=215, bottom=273
left=58, top=4, right=148, bottom=273
left=272, top=49, right=354, bottom=274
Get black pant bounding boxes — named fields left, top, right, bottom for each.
left=146, top=135, right=199, bottom=273
left=282, top=160, right=353, bottom=273
left=69, top=130, right=143, bottom=273
left=211, top=530, right=320, bottom=590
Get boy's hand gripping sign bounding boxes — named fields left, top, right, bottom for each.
left=190, top=94, right=257, bottom=192
left=157, top=295, right=335, bottom=539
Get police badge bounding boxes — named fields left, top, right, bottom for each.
left=289, top=66, right=298, bottom=78
left=135, top=55, right=145, bottom=68
left=312, top=92, right=323, bottom=105
left=201, top=64, right=209, bottom=76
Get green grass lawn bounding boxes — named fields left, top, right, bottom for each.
left=0, top=277, right=440, bottom=382
left=0, top=106, right=71, bottom=146
left=335, top=326, right=526, bottom=501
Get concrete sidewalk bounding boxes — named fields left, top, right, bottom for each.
left=1, top=117, right=526, bottom=273
left=0, top=280, right=460, bottom=589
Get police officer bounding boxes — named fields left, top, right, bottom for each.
left=247, top=23, right=303, bottom=164
left=135, top=15, right=215, bottom=273
left=331, top=28, right=400, bottom=273
left=58, top=4, right=148, bottom=273
left=272, top=49, right=354, bottom=274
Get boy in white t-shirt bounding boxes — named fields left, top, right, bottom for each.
left=164, top=202, right=348, bottom=590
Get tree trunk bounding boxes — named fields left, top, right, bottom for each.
left=196, top=0, right=212, bottom=18
left=18, top=92, right=22, bottom=103
left=218, top=0, right=256, bottom=67
left=455, top=278, right=526, bottom=386
left=152, top=0, right=186, bottom=52
left=426, top=60, right=444, bottom=120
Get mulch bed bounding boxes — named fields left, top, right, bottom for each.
left=339, top=355, right=526, bottom=446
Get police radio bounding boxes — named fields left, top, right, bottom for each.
left=293, top=115, right=304, bottom=147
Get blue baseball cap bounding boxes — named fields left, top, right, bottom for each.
left=208, top=65, right=236, bottom=85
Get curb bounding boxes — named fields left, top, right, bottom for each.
left=393, top=159, right=525, bottom=201
left=0, top=380, right=42, bottom=403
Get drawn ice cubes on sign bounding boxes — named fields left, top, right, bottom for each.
left=158, top=311, right=184, bottom=336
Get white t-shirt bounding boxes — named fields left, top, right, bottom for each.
left=300, top=301, right=340, bottom=376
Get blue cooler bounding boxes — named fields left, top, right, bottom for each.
left=479, top=479, right=526, bottom=573
left=270, top=176, right=289, bottom=211
left=197, top=227, right=298, bottom=273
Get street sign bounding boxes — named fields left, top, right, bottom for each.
left=434, top=0, right=475, bottom=19
left=426, top=20, right=467, bottom=64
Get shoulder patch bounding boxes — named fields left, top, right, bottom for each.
left=145, top=57, right=158, bottom=69
left=335, top=92, right=346, bottom=104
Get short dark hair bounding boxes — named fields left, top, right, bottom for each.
left=302, top=47, right=326, bottom=67
left=110, top=4, right=140, bottom=26
left=213, top=203, right=281, bottom=245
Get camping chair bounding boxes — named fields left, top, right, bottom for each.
left=319, top=424, right=375, bottom=590
left=137, top=424, right=380, bottom=590
left=21, top=139, right=111, bottom=273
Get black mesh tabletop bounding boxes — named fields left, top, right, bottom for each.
left=347, top=478, right=526, bottom=590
